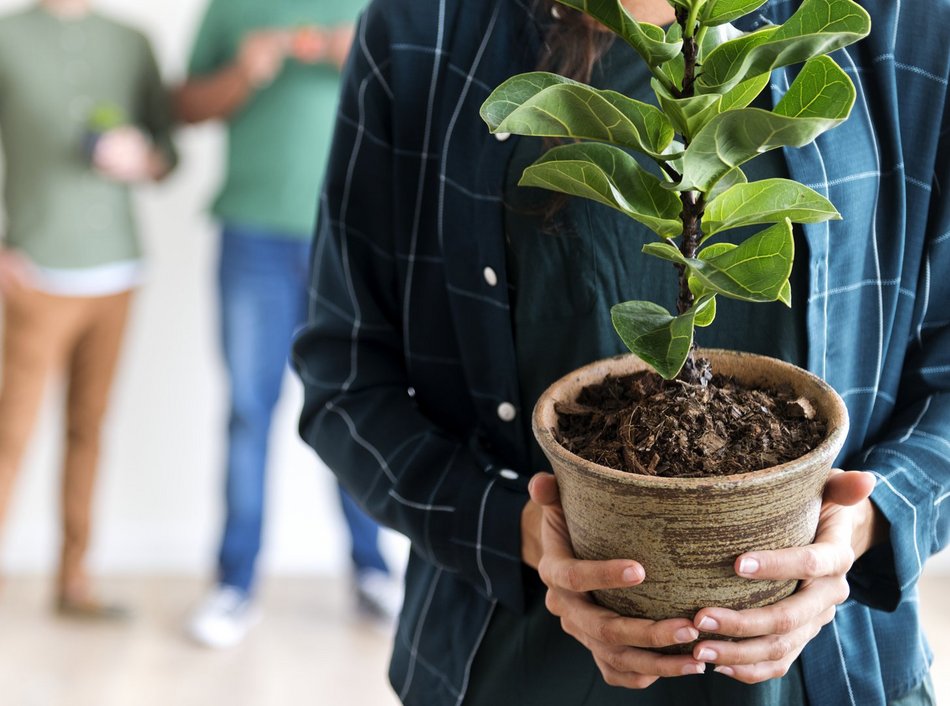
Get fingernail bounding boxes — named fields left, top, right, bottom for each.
left=738, top=557, right=760, bottom=576
left=714, top=666, right=735, bottom=677
left=681, top=663, right=706, bottom=675
left=675, top=627, right=699, bottom=643
left=697, top=616, right=720, bottom=632
left=697, top=647, right=718, bottom=662
left=622, top=566, right=642, bottom=584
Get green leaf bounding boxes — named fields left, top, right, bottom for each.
left=652, top=80, right=722, bottom=140
left=707, top=167, right=747, bottom=202
left=702, top=0, right=769, bottom=26
left=521, top=143, right=683, bottom=238
left=778, top=280, right=792, bottom=306
left=554, top=0, right=682, bottom=65
left=697, top=0, right=871, bottom=94
left=773, top=56, right=856, bottom=120
left=480, top=72, right=675, bottom=159
left=688, top=242, right=737, bottom=297
left=676, top=56, right=855, bottom=192
left=696, top=25, right=779, bottom=94
left=687, top=245, right=731, bottom=327
left=693, top=294, right=718, bottom=327
left=611, top=295, right=715, bottom=379
left=702, top=178, right=841, bottom=238
left=688, top=220, right=795, bottom=302
left=642, top=241, right=687, bottom=265
left=718, top=71, right=771, bottom=112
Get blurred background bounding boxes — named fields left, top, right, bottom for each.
left=0, top=1, right=945, bottom=705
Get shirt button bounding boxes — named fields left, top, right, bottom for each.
left=494, top=132, right=511, bottom=142
left=497, top=402, right=517, bottom=422
left=499, top=468, right=519, bottom=481
left=483, top=266, right=498, bottom=287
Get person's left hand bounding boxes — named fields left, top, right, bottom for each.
left=689, top=470, right=880, bottom=683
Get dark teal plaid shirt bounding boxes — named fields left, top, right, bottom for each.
left=293, top=1, right=950, bottom=704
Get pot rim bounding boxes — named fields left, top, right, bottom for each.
left=532, top=349, right=851, bottom=489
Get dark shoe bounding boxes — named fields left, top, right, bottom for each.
left=56, top=595, right=132, bottom=622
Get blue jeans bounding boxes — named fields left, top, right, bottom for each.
left=216, top=224, right=388, bottom=594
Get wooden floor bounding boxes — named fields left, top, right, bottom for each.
left=0, top=575, right=946, bottom=706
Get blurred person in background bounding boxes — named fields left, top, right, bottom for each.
left=175, top=0, right=399, bottom=649
left=0, top=0, right=176, bottom=618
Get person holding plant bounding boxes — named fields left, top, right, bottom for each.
left=293, top=0, right=946, bottom=704
left=175, top=0, right=399, bottom=649
left=0, top=0, right=177, bottom=618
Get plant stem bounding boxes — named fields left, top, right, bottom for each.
left=683, top=1, right=703, bottom=39
left=675, top=5, right=706, bottom=385
left=676, top=191, right=705, bottom=314
left=679, top=15, right=700, bottom=95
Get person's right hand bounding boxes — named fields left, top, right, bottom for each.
left=237, top=30, right=290, bottom=88
left=526, top=473, right=707, bottom=688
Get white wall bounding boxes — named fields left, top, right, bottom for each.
left=0, top=0, right=407, bottom=578
left=0, top=0, right=946, bottom=579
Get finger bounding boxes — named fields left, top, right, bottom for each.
left=823, top=470, right=875, bottom=506
left=528, top=472, right=559, bottom=506
left=572, top=623, right=706, bottom=678
left=592, top=646, right=707, bottom=678
left=694, top=611, right=830, bottom=667
left=712, top=653, right=799, bottom=685
left=538, top=553, right=644, bottom=593
left=733, top=539, right=855, bottom=581
left=549, top=588, right=700, bottom=649
left=594, top=658, right=662, bottom=690
left=694, top=576, right=848, bottom=638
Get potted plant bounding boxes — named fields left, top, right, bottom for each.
left=480, top=0, right=870, bottom=623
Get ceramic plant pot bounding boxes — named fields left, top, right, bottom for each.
left=532, top=349, right=849, bottom=622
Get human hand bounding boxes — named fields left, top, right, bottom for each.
left=237, top=30, right=290, bottom=88
left=0, top=249, right=34, bottom=296
left=323, top=25, right=355, bottom=70
left=690, top=470, right=878, bottom=683
left=93, top=126, right=163, bottom=183
left=526, top=473, right=708, bottom=687
left=290, top=26, right=328, bottom=64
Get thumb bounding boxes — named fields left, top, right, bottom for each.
left=528, top=472, right=559, bottom=507
left=824, top=470, right=876, bottom=507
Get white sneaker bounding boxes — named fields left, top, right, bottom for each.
left=355, top=569, right=403, bottom=623
left=185, top=585, right=259, bottom=649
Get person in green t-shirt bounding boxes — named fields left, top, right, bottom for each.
left=0, top=0, right=177, bottom=619
left=175, top=0, right=399, bottom=649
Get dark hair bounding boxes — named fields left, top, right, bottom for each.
left=529, top=1, right=616, bottom=226
left=536, top=0, right=615, bottom=82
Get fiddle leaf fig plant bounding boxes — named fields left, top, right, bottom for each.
left=481, top=0, right=870, bottom=382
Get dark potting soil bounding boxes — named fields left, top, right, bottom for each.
left=554, top=369, right=827, bottom=478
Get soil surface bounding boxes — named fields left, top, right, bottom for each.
left=555, top=369, right=827, bottom=478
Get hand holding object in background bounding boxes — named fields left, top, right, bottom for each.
left=290, top=26, right=328, bottom=64
left=237, top=30, right=290, bottom=88
left=289, top=25, right=354, bottom=70
left=92, top=126, right=163, bottom=183
left=323, top=25, right=355, bottom=70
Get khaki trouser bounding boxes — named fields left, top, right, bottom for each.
left=0, top=285, right=131, bottom=597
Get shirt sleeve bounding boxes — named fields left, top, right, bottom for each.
left=187, top=0, right=232, bottom=78
left=846, top=91, right=950, bottom=612
left=136, top=35, right=178, bottom=171
left=291, top=5, right=528, bottom=614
